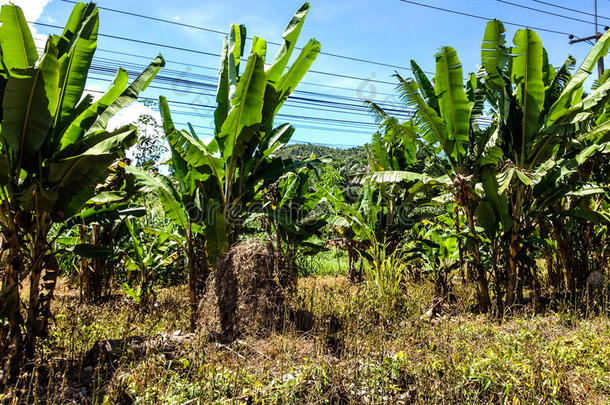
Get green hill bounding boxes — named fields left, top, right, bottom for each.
left=276, top=143, right=369, bottom=169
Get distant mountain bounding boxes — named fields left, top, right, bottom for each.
left=276, top=143, right=369, bottom=168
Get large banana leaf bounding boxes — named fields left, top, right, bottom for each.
left=55, top=156, right=121, bottom=218
left=266, top=2, right=311, bottom=84
left=261, top=38, right=320, bottom=135
left=261, top=123, right=294, bottom=158
left=474, top=200, right=497, bottom=236
left=50, top=133, right=135, bottom=187
left=205, top=200, right=227, bottom=266
left=561, top=79, right=610, bottom=123
left=481, top=19, right=507, bottom=89
left=2, top=47, right=59, bottom=170
left=215, top=24, right=245, bottom=136
left=410, top=60, right=438, bottom=113
left=165, top=128, right=225, bottom=193
left=511, top=28, right=545, bottom=165
left=159, top=95, right=192, bottom=195
left=0, top=4, right=38, bottom=75
left=547, top=30, right=610, bottom=126
left=353, top=170, right=450, bottom=186
left=127, top=166, right=188, bottom=230
left=59, top=68, right=129, bottom=149
left=480, top=165, right=512, bottom=230
left=54, top=3, right=99, bottom=129
left=395, top=74, right=451, bottom=166
left=435, top=46, right=470, bottom=160
left=88, top=54, right=165, bottom=133
left=543, top=56, right=575, bottom=112
left=220, top=38, right=267, bottom=159
left=275, top=39, right=321, bottom=100
left=564, top=208, right=610, bottom=224
left=67, top=203, right=146, bottom=227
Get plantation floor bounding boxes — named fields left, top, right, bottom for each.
left=4, top=277, right=610, bottom=404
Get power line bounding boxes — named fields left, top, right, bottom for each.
left=85, top=64, right=413, bottom=117
left=36, top=42, right=414, bottom=124
left=397, top=0, right=575, bottom=37
left=84, top=86, right=384, bottom=133
left=58, top=0, right=431, bottom=75
left=93, top=48, right=399, bottom=98
left=497, top=0, right=597, bottom=26
left=32, top=21, right=400, bottom=86
left=532, top=0, right=610, bottom=22
left=125, top=118, right=363, bottom=148
left=565, top=0, right=607, bottom=79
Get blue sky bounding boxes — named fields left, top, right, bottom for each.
left=17, top=0, right=610, bottom=147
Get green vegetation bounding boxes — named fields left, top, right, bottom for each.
left=0, top=2, right=609, bottom=403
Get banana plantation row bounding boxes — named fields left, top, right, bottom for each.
left=1, top=2, right=609, bottom=380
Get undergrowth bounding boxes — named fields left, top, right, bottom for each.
left=2, top=277, right=610, bottom=404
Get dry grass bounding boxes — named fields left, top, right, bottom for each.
left=2, top=277, right=610, bottom=404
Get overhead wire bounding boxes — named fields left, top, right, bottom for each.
left=32, top=21, right=402, bottom=87
left=93, top=48, right=400, bottom=98
left=397, top=0, right=577, bottom=37
left=532, top=0, right=610, bottom=22
left=58, top=0, right=432, bottom=75
left=496, top=0, right=598, bottom=26
left=31, top=1, right=505, bottom=146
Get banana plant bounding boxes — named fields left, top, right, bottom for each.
left=122, top=218, right=180, bottom=309
left=416, top=215, right=460, bottom=298
left=61, top=164, right=147, bottom=304
left=127, top=118, right=210, bottom=330
left=365, top=49, right=496, bottom=312
left=357, top=111, right=448, bottom=256
left=0, top=2, right=163, bottom=368
left=531, top=125, right=610, bottom=295
left=481, top=19, right=610, bottom=304
left=158, top=3, right=320, bottom=339
left=323, top=183, right=380, bottom=282
left=261, top=164, right=326, bottom=286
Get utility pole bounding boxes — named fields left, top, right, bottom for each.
left=568, top=0, right=608, bottom=79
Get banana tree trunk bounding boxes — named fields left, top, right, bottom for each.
left=79, top=225, right=90, bottom=302
left=2, top=229, right=24, bottom=380
left=453, top=204, right=466, bottom=284
left=532, top=262, right=542, bottom=313
left=34, top=253, right=61, bottom=339
left=506, top=225, right=519, bottom=308
left=347, top=244, right=357, bottom=282
left=186, top=223, right=198, bottom=332
left=516, top=262, right=524, bottom=304
left=196, top=236, right=210, bottom=300
left=25, top=235, right=47, bottom=358
left=464, top=206, right=491, bottom=313
left=91, top=224, right=104, bottom=302
left=506, top=190, right=523, bottom=308
left=538, top=220, right=561, bottom=292
left=552, top=219, right=576, bottom=295
left=492, top=240, right=504, bottom=316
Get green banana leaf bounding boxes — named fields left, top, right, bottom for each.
left=435, top=46, right=470, bottom=160
left=0, top=4, right=38, bottom=75
left=511, top=28, right=545, bottom=163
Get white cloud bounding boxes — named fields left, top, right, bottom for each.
left=108, top=101, right=161, bottom=132
left=0, top=0, right=49, bottom=20
left=84, top=84, right=105, bottom=103
left=0, top=0, right=52, bottom=51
